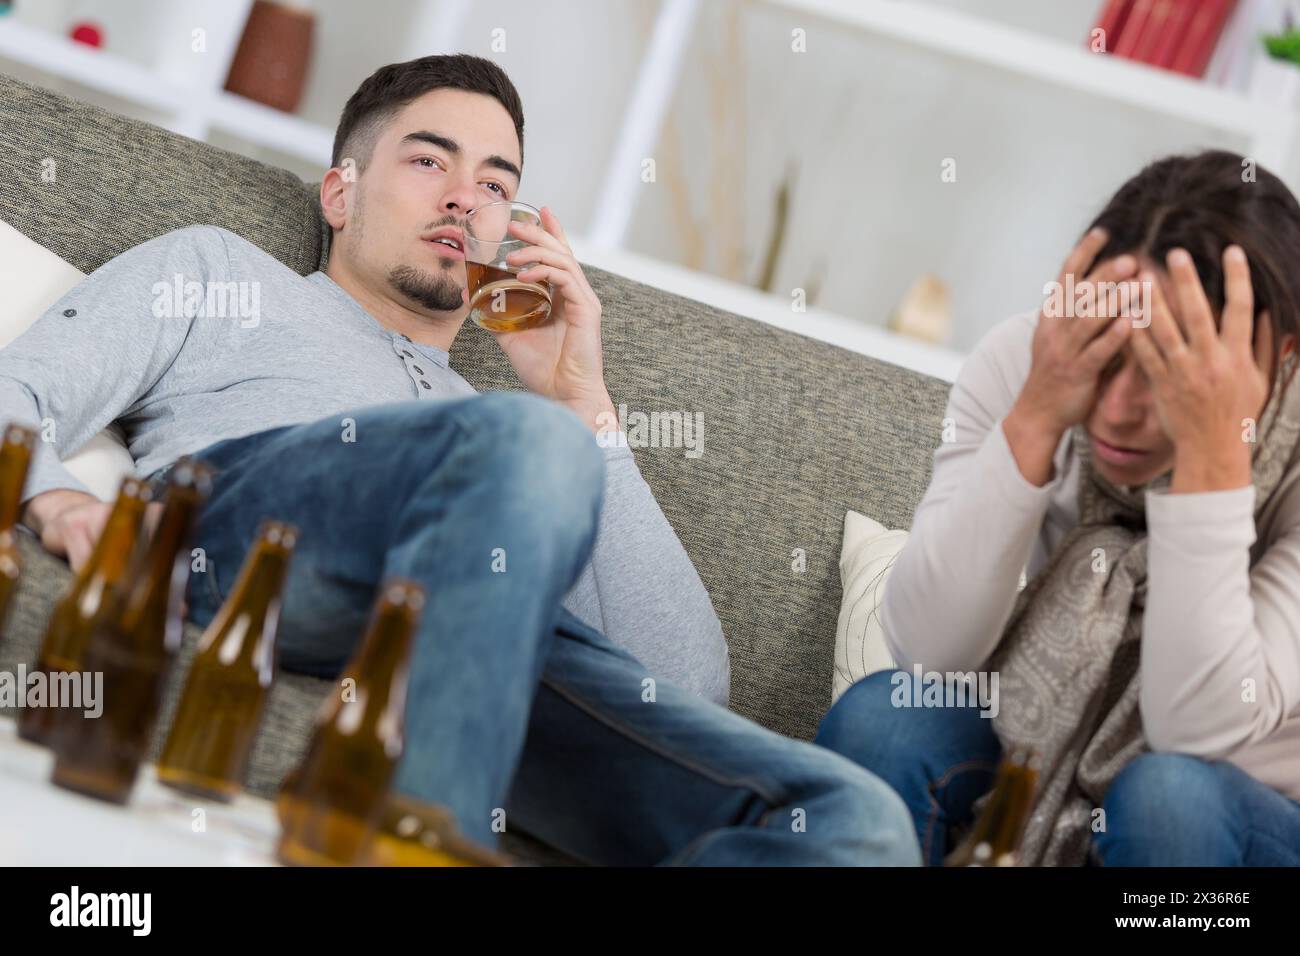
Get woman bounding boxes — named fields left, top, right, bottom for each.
left=817, top=150, right=1300, bottom=866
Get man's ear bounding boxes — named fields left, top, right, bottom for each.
left=319, top=167, right=352, bottom=232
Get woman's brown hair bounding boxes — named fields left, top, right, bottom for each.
left=1088, top=150, right=1300, bottom=384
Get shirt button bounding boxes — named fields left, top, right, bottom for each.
left=63, top=308, right=77, bottom=317
left=419, top=380, right=431, bottom=390
left=413, top=365, right=424, bottom=375
left=402, top=350, right=413, bottom=358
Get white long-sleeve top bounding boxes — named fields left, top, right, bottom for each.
left=882, top=310, right=1300, bottom=801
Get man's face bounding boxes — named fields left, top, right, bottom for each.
left=335, top=88, right=522, bottom=316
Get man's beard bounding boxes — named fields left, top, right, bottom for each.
left=388, top=261, right=464, bottom=312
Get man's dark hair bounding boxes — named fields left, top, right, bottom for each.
left=331, top=54, right=524, bottom=172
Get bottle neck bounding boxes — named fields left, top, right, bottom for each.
left=79, top=491, right=148, bottom=587
left=221, top=546, right=294, bottom=663
left=0, top=441, right=33, bottom=531
left=345, top=604, right=419, bottom=728
left=968, top=762, right=1012, bottom=847
left=991, top=765, right=1036, bottom=857
left=123, top=493, right=201, bottom=623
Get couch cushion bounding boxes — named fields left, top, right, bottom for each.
left=0, top=72, right=950, bottom=749
left=0, top=76, right=324, bottom=277
left=0, top=218, right=138, bottom=500
left=833, top=510, right=907, bottom=703
left=449, top=295, right=951, bottom=740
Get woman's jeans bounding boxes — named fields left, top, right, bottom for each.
left=166, top=392, right=920, bottom=865
left=816, top=669, right=1300, bottom=866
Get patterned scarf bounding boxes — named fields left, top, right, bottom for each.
left=986, top=355, right=1300, bottom=865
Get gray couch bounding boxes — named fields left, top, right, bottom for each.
left=0, top=74, right=951, bottom=863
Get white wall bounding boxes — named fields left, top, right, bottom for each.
left=622, top=0, right=1277, bottom=353
left=292, top=0, right=659, bottom=233
left=6, top=0, right=1297, bottom=369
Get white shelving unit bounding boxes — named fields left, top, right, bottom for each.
left=0, top=7, right=334, bottom=166
left=2, top=0, right=1298, bottom=381
left=6, top=3, right=1292, bottom=195
left=772, top=0, right=1298, bottom=171
left=590, top=0, right=1300, bottom=250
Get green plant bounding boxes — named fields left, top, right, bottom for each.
left=1264, top=28, right=1300, bottom=66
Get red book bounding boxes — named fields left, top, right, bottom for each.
left=1149, top=0, right=1197, bottom=69
left=1114, top=0, right=1157, bottom=58
left=1129, top=0, right=1177, bottom=63
left=1089, top=0, right=1134, bottom=53
left=1171, top=0, right=1239, bottom=77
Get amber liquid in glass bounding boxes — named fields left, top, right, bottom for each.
left=466, top=261, right=551, bottom=332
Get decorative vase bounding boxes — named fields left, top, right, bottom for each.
left=1248, top=53, right=1300, bottom=107
left=224, top=1, right=315, bottom=114
left=889, top=274, right=952, bottom=345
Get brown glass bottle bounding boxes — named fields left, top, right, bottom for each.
left=18, top=476, right=150, bottom=747
left=50, top=457, right=215, bottom=804
left=0, top=423, right=38, bottom=643
left=275, top=579, right=424, bottom=867
left=358, top=792, right=510, bottom=867
left=944, top=750, right=1039, bottom=867
left=157, top=518, right=298, bottom=801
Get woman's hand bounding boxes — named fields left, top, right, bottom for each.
left=1128, top=246, right=1271, bottom=493
left=486, top=206, right=616, bottom=433
left=1004, top=227, right=1140, bottom=485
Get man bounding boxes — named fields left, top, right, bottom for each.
left=5, top=54, right=917, bottom=865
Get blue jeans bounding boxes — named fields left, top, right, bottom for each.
left=176, top=393, right=919, bottom=865
left=816, top=669, right=1300, bottom=866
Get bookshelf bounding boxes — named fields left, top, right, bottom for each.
left=1, top=0, right=1297, bottom=379
left=0, top=6, right=341, bottom=164
left=769, top=0, right=1297, bottom=170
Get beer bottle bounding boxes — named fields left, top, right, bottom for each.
left=276, top=579, right=424, bottom=866
left=0, top=423, right=37, bottom=642
left=50, top=457, right=214, bottom=804
left=358, top=792, right=511, bottom=867
left=157, top=519, right=298, bottom=801
left=18, top=476, right=150, bottom=747
left=944, top=750, right=1039, bottom=867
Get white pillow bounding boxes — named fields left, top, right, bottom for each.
left=832, top=509, right=1032, bottom=704
left=833, top=510, right=908, bottom=704
left=0, top=219, right=136, bottom=502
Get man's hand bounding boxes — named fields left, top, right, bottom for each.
left=23, top=489, right=110, bottom=574
left=1004, top=227, right=1140, bottom=485
left=1129, top=246, right=1267, bottom=493
left=484, top=206, right=615, bottom=432
left=23, top=488, right=166, bottom=578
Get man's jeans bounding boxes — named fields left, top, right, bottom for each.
left=172, top=392, right=919, bottom=865
left=816, top=669, right=1300, bottom=866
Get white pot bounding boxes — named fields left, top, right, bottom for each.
left=1249, top=53, right=1300, bottom=106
